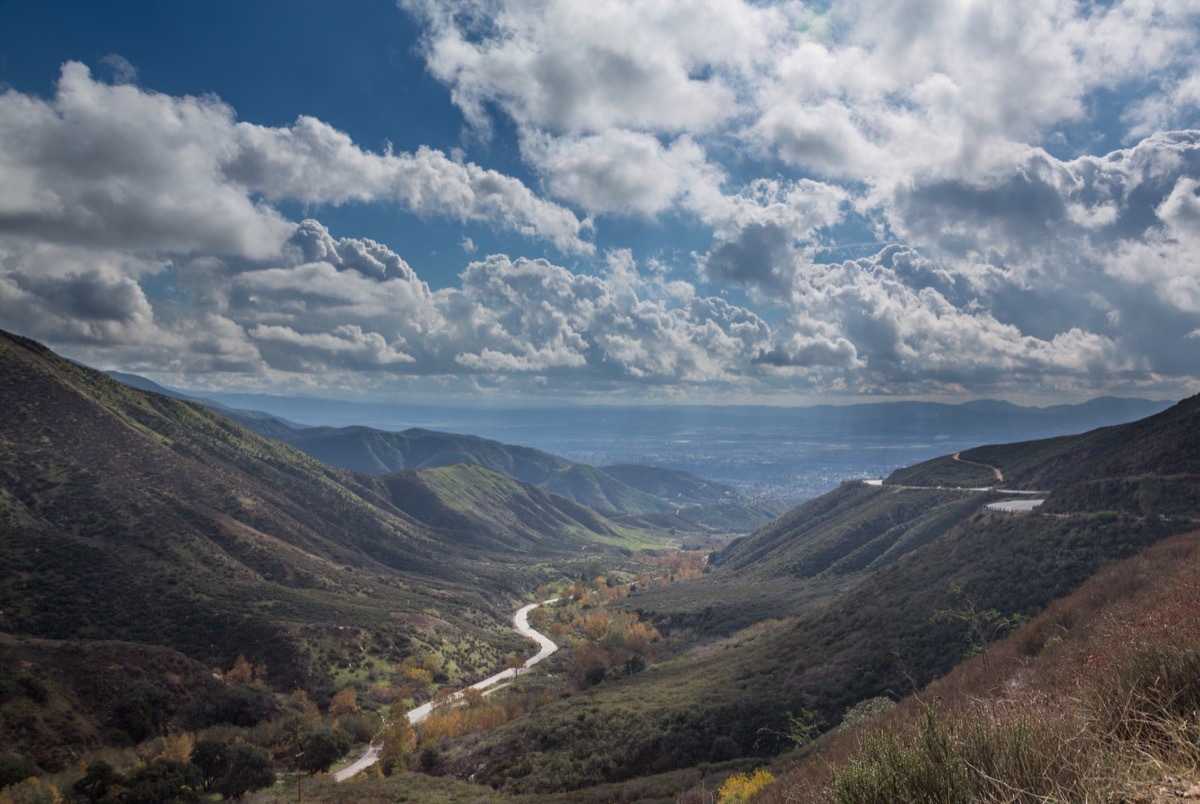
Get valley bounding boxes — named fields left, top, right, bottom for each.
left=2, top=329, right=1199, bottom=802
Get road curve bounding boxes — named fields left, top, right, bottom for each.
left=335, top=598, right=560, bottom=782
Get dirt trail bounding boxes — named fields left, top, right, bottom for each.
left=952, top=452, right=1004, bottom=483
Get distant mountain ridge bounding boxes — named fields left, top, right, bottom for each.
left=106, top=370, right=783, bottom=530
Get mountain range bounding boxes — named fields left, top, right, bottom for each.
left=107, top=370, right=787, bottom=532
left=3, top=330, right=1198, bottom=801
left=0, top=329, right=678, bottom=770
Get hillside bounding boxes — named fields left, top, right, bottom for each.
left=887, top=393, right=1200, bottom=498
left=231, top=419, right=774, bottom=525
left=0, top=331, right=671, bottom=771
left=424, top=396, right=1200, bottom=797
left=766, top=527, right=1200, bottom=802
left=106, top=379, right=783, bottom=532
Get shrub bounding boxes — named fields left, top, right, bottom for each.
left=297, top=727, right=351, bottom=774
left=116, top=681, right=171, bottom=741
left=0, top=754, right=37, bottom=790
left=72, top=760, right=122, bottom=802
left=828, top=705, right=1085, bottom=804
left=1088, top=640, right=1200, bottom=763
left=718, top=767, right=775, bottom=802
left=121, top=758, right=203, bottom=804
left=213, top=743, right=274, bottom=799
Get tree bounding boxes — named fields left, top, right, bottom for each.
left=297, top=728, right=350, bottom=774
left=226, top=655, right=255, bottom=684
left=213, top=743, right=275, bottom=800
left=329, top=686, right=359, bottom=717
left=72, top=761, right=124, bottom=803
left=190, top=738, right=228, bottom=791
left=378, top=717, right=415, bottom=776
left=157, top=732, right=195, bottom=763
left=121, top=758, right=203, bottom=804
left=932, top=582, right=1028, bottom=670
left=116, top=681, right=170, bottom=741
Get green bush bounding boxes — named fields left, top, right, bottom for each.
left=0, top=752, right=38, bottom=789
left=213, top=743, right=275, bottom=799
left=121, top=758, right=203, bottom=804
left=116, top=681, right=171, bottom=741
left=298, top=727, right=352, bottom=774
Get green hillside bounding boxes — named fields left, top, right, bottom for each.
left=0, top=330, right=674, bottom=773
left=371, top=463, right=669, bottom=553
left=222, top=412, right=774, bottom=528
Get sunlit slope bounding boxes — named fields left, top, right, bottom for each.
left=888, top=393, right=1200, bottom=505
left=710, top=483, right=989, bottom=578
left=369, top=463, right=670, bottom=553
left=226, top=414, right=771, bottom=524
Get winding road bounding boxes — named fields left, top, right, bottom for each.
left=335, top=598, right=560, bottom=782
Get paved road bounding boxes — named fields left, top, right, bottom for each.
left=335, top=598, right=560, bottom=782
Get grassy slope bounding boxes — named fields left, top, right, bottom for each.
left=371, top=463, right=674, bottom=553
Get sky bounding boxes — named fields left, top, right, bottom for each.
left=1, top=0, right=1199, bottom=406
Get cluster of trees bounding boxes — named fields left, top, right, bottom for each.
left=538, top=573, right=664, bottom=690
left=417, top=686, right=558, bottom=750
left=72, top=738, right=274, bottom=803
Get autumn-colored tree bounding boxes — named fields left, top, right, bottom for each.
left=287, top=688, right=321, bottom=720
left=226, top=655, right=254, bottom=684
left=377, top=717, right=415, bottom=776
left=157, top=731, right=195, bottom=763
left=329, top=686, right=359, bottom=717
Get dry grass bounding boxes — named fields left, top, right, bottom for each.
left=762, top=530, right=1200, bottom=803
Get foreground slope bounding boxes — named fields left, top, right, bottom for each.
left=767, top=527, right=1200, bottom=802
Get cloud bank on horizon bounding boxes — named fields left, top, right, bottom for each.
left=1, top=0, right=1199, bottom=403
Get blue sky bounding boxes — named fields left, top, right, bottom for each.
left=1, top=0, right=1199, bottom=404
